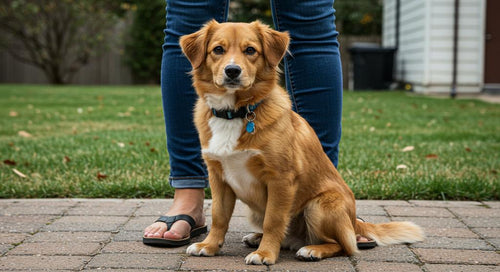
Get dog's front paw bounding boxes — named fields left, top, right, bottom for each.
left=186, top=242, right=219, bottom=257
left=295, top=246, right=321, bottom=262
left=242, top=233, right=262, bottom=248
left=245, top=250, right=277, bottom=265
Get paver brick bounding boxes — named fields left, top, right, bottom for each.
left=488, top=238, right=500, bottom=249
left=0, top=255, right=89, bottom=270
left=28, top=231, right=111, bottom=243
left=44, top=216, right=129, bottom=232
left=7, top=241, right=102, bottom=256
left=1, top=203, right=72, bottom=216
left=353, top=245, right=418, bottom=263
left=113, top=230, right=143, bottom=241
left=424, top=264, right=500, bottom=272
left=181, top=255, right=268, bottom=271
left=462, top=217, right=500, bottom=228
left=271, top=253, right=354, bottom=271
left=86, top=253, right=181, bottom=269
left=0, top=232, right=29, bottom=244
left=385, top=206, right=454, bottom=217
left=123, top=216, right=157, bottom=231
left=356, top=200, right=411, bottom=206
left=102, top=241, right=186, bottom=254
left=424, top=227, right=479, bottom=238
left=357, top=205, right=387, bottom=216
left=0, top=215, right=55, bottom=233
left=472, top=227, right=500, bottom=238
left=409, top=200, right=483, bottom=208
left=414, top=248, right=500, bottom=265
left=67, top=201, right=137, bottom=216
left=412, top=237, right=494, bottom=250
left=391, top=217, right=466, bottom=228
left=356, top=261, right=423, bottom=272
left=133, top=200, right=173, bottom=216
left=449, top=207, right=500, bottom=218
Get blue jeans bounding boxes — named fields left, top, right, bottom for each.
left=161, top=0, right=342, bottom=189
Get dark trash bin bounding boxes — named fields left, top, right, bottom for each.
left=349, top=43, right=396, bottom=90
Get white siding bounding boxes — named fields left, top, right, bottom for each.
left=383, top=0, right=397, bottom=47
left=382, top=0, right=485, bottom=93
left=396, top=0, right=426, bottom=84
left=426, top=0, right=484, bottom=92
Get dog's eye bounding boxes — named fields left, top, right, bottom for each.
left=213, top=46, right=225, bottom=55
left=244, top=47, right=256, bottom=55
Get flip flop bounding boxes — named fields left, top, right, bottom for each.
left=356, top=216, right=378, bottom=250
left=142, top=214, right=208, bottom=247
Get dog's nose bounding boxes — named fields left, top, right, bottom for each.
left=224, top=65, right=242, bottom=79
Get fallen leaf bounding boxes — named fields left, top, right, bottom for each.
left=386, top=122, right=391, bottom=127
left=12, top=168, right=27, bottom=178
left=97, top=172, right=108, bottom=180
left=3, top=159, right=16, bottom=166
left=129, top=142, right=134, bottom=145
left=491, top=169, right=497, bottom=175
left=150, top=148, right=156, bottom=152
left=402, top=146, right=414, bottom=152
left=396, top=164, right=408, bottom=170
left=9, top=111, right=18, bottom=117
left=18, top=131, right=32, bottom=138
left=145, top=142, right=150, bottom=146
left=425, top=154, right=438, bottom=159
left=465, top=147, right=472, bottom=152
left=63, top=156, right=71, bottom=163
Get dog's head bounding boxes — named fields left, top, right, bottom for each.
left=180, top=20, right=289, bottom=98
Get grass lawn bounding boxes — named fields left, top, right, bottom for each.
left=0, top=84, right=498, bottom=200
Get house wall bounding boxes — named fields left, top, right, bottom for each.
left=383, top=0, right=485, bottom=93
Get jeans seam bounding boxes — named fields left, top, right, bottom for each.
left=271, top=0, right=300, bottom=114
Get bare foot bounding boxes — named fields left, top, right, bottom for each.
left=144, top=188, right=205, bottom=240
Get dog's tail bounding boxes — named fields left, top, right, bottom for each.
left=355, top=219, right=425, bottom=246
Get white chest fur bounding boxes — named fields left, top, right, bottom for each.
left=202, top=116, right=259, bottom=200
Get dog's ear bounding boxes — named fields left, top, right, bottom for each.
left=180, top=20, right=218, bottom=69
left=252, top=21, right=290, bottom=68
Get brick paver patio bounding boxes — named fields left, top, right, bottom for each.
left=0, top=199, right=498, bottom=271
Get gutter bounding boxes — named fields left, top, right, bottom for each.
left=451, top=0, right=460, bottom=98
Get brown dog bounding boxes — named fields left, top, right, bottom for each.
left=180, top=20, right=424, bottom=265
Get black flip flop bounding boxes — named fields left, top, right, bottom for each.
left=142, top=214, right=207, bottom=247
left=356, top=216, right=377, bottom=250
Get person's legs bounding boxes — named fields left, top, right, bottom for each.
left=270, top=1, right=374, bottom=247
left=144, top=0, right=229, bottom=240
left=270, top=0, right=342, bottom=168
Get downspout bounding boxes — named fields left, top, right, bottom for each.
left=395, top=0, right=400, bottom=86
left=451, top=0, right=459, bottom=98
left=395, top=0, right=400, bottom=50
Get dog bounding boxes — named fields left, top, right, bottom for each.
left=179, top=20, right=424, bottom=265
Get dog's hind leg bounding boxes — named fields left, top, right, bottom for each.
left=302, top=191, right=359, bottom=259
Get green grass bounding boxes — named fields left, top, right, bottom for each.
left=0, top=84, right=498, bottom=200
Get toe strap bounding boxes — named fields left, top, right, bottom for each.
left=155, top=214, right=196, bottom=229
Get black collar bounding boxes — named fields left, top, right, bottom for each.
left=211, top=104, right=259, bottom=120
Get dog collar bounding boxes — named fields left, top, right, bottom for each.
left=211, top=103, right=259, bottom=133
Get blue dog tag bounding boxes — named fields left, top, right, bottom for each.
left=246, top=121, right=255, bottom=134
